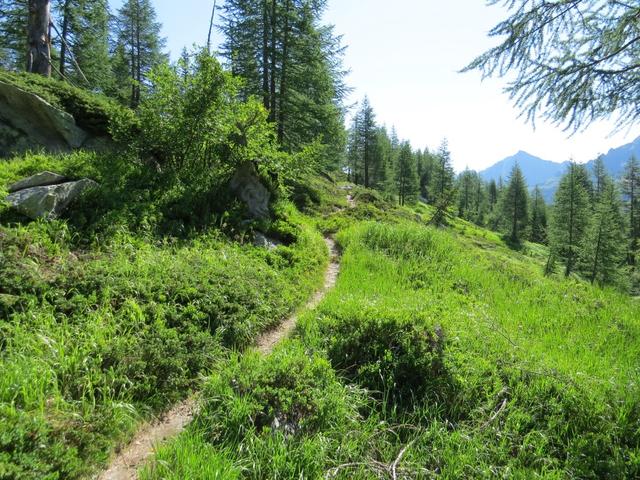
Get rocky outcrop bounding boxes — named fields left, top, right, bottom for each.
left=0, top=80, right=89, bottom=156
left=8, top=171, right=66, bottom=193
left=5, top=171, right=97, bottom=219
left=229, top=162, right=271, bottom=219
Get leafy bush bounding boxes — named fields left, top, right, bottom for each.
left=197, top=342, right=357, bottom=441
left=324, top=313, right=451, bottom=409
left=111, top=52, right=283, bottom=185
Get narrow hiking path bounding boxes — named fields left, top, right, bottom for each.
left=98, top=236, right=341, bottom=480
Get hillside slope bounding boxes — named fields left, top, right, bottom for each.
left=140, top=187, right=640, bottom=479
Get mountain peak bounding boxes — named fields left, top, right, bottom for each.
left=480, top=136, right=640, bottom=202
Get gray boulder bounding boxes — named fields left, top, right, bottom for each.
left=8, top=171, right=67, bottom=193
left=253, top=232, right=281, bottom=250
left=229, top=162, right=271, bottom=219
left=0, top=80, right=88, bottom=155
left=6, top=178, right=98, bottom=219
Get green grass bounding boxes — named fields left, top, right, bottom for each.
left=4, top=149, right=640, bottom=479
left=146, top=201, right=640, bottom=479
left=0, top=152, right=328, bottom=478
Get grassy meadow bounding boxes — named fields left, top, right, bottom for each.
left=142, top=195, right=640, bottom=479
left=0, top=152, right=327, bottom=479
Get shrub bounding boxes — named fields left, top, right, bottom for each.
left=111, top=52, right=281, bottom=186
left=324, top=313, right=452, bottom=409
left=197, top=341, right=358, bottom=442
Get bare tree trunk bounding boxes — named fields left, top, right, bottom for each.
left=269, top=0, right=277, bottom=122
left=135, top=0, right=141, bottom=107
left=277, top=0, right=291, bottom=143
left=262, top=0, right=270, bottom=110
left=207, top=0, right=217, bottom=54
left=58, top=0, right=71, bottom=77
left=27, top=0, right=51, bottom=76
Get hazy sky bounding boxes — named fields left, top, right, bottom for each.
left=110, top=0, right=638, bottom=171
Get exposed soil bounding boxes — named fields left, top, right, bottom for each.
left=97, top=235, right=341, bottom=480
left=256, top=237, right=339, bottom=354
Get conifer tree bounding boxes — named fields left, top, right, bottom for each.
left=499, top=163, right=529, bottom=242
left=592, top=155, right=608, bottom=202
left=488, top=179, right=498, bottom=209
left=375, top=126, right=392, bottom=192
left=457, top=168, right=475, bottom=220
left=580, top=178, right=626, bottom=285
left=418, top=149, right=435, bottom=200
left=112, top=0, right=166, bottom=107
left=621, top=155, right=640, bottom=265
left=395, top=142, right=418, bottom=206
left=358, top=96, right=376, bottom=188
left=219, top=0, right=347, bottom=160
left=549, top=163, right=592, bottom=276
left=472, top=173, right=488, bottom=225
left=430, top=138, right=454, bottom=204
left=52, top=0, right=111, bottom=89
left=0, top=0, right=28, bottom=69
left=347, top=98, right=381, bottom=188
left=529, top=186, right=547, bottom=244
left=27, top=0, right=52, bottom=76
left=346, top=109, right=361, bottom=184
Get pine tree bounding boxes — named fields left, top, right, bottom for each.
left=579, top=179, right=626, bottom=285
left=488, top=179, right=498, bottom=209
left=346, top=108, right=361, bottom=184
left=592, top=155, right=608, bottom=202
left=220, top=0, right=347, bottom=161
left=0, top=0, right=28, bottom=70
left=430, top=138, right=454, bottom=204
left=358, top=96, right=376, bottom=188
left=374, top=126, right=392, bottom=192
left=549, top=163, right=592, bottom=277
left=395, top=142, right=418, bottom=206
left=499, top=163, right=529, bottom=242
left=418, top=149, right=435, bottom=200
left=471, top=173, right=488, bottom=226
left=52, top=0, right=111, bottom=89
left=529, top=186, right=547, bottom=244
left=621, top=155, right=640, bottom=265
left=112, top=0, right=166, bottom=107
left=457, top=168, right=474, bottom=220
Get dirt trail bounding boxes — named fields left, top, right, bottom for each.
left=97, top=236, right=340, bottom=480
left=256, top=237, right=339, bottom=353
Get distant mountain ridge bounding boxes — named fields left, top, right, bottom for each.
left=479, top=135, right=640, bottom=201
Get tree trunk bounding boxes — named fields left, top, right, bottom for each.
left=135, top=0, right=142, bottom=107
left=269, top=0, right=277, bottom=122
left=277, top=0, right=291, bottom=143
left=59, top=0, right=71, bottom=77
left=590, top=218, right=604, bottom=284
left=512, top=190, right=518, bottom=241
left=27, top=0, right=51, bottom=76
left=207, top=0, right=216, bottom=54
left=566, top=167, right=575, bottom=277
left=364, top=133, right=369, bottom=188
left=262, top=0, right=270, bottom=111
left=631, top=177, right=636, bottom=265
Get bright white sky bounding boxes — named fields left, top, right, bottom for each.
left=110, top=0, right=639, bottom=172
